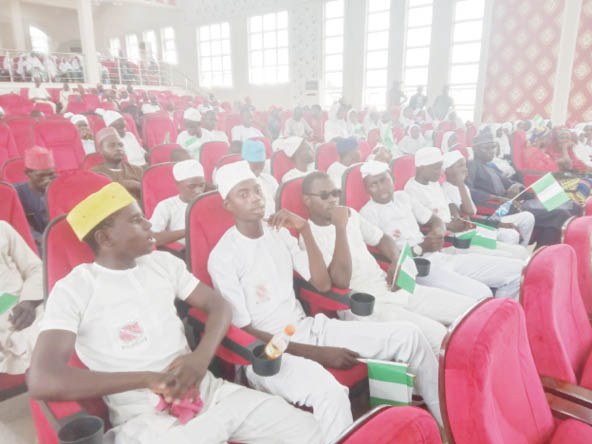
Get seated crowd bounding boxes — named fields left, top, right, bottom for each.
left=2, top=80, right=592, bottom=443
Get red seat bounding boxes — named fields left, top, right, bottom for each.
left=316, top=142, right=338, bottom=171
left=84, top=114, right=105, bottom=136
left=5, top=117, right=38, bottom=156
left=358, top=140, right=372, bottom=162
left=81, top=94, right=101, bottom=111
left=0, top=122, right=19, bottom=166
left=81, top=152, right=103, bottom=170
left=270, top=150, right=296, bottom=183
left=200, top=141, right=229, bottom=183
left=367, top=128, right=380, bottom=150
left=66, top=101, right=87, bottom=114
left=33, top=102, right=55, bottom=116
left=248, top=137, right=272, bottom=158
left=390, top=156, right=415, bottom=190
left=0, top=373, right=27, bottom=401
left=563, top=216, right=592, bottom=315
left=0, top=181, right=37, bottom=253
left=148, top=143, right=181, bottom=164
left=46, top=170, right=112, bottom=220
left=215, top=154, right=241, bottom=170
left=141, top=162, right=178, bottom=219
left=521, top=243, right=592, bottom=389
left=342, top=163, right=369, bottom=211
left=33, top=120, right=85, bottom=172
left=511, top=130, right=550, bottom=187
left=1, top=157, right=27, bottom=184
left=142, top=114, right=177, bottom=150
left=440, top=298, right=592, bottom=444
left=122, top=113, right=141, bottom=144
left=334, top=405, right=442, bottom=444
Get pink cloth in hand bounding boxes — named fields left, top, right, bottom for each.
left=156, top=392, right=204, bottom=425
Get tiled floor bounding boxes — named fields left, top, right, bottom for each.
left=0, top=393, right=36, bottom=444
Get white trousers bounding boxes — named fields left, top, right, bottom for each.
left=466, top=241, right=529, bottom=260
left=500, top=211, right=536, bottom=246
left=246, top=314, right=440, bottom=444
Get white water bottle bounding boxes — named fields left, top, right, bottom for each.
left=264, top=325, right=295, bottom=359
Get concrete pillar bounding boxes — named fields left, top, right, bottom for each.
left=473, top=0, right=495, bottom=123
left=387, top=0, right=406, bottom=89
left=77, top=0, right=100, bottom=84
left=10, top=0, right=27, bottom=51
left=342, top=0, right=366, bottom=109
left=551, top=0, right=583, bottom=125
left=426, top=0, right=454, bottom=104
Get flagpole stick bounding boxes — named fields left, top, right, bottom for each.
left=389, top=245, right=404, bottom=291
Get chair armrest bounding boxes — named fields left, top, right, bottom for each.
left=546, top=392, right=592, bottom=426
left=332, top=405, right=390, bottom=443
left=368, top=246, right=390, bottom=264
left=542, top=376, right=592, bottom=409
left=31, top=398, right=89, bottom=432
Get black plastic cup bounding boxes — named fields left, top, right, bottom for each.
left=251, top=344, right=282, bottom=376
left=453, top=237, right=471, bottom=249
left=350, top=293, right=375, bottom=316
left=414, top=257, right=431, bottom=277
left=58, top=416, right=104, bottom=444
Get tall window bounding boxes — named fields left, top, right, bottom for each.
left=161, top=27, right=178, bottom=64
left=248, top=11, right=289, bottom=85
left=364, top=0, right=390, bottom=107
left=29, top=26, right=49, bottom=54
left=449, top=0, right=486, bottom=120
left=142, top=30, right=158, bottom=59
left=402, top=0, right=433, bottom=98
left=198, top=22, right=233, bottom=88
left=323, top=0, right=345, bottom=106
left=109, top=38, right=121, bottom=58
left=125, top=34, right=139, bottom=62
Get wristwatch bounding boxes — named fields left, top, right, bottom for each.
left=412, top=245, right=423, bottom=256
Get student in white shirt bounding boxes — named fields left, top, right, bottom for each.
left=29, top=77, right=56, bottom=112
left=104, top=110, right=147, bottom=167
left=277, top=137, right=315, bottom=183
left=301, top=171, right=475, bottom=355
left=150, top=160, right=206, bottom=247
left=141, top=96, right=161, bottom=115
left=208, top=162, right=441, bottom=443
left=27, top=182, right=320, bottom=444
left=70, top=115, right=96, bottom=155
left=231, top=108, right=264, bottom=142
left=283, top=107, right=313, bottom=139
left=242, top=142, right=278, bottom=218
left=199, top=110, right=229, bottom=145
left=176, top=108, right=202, bottom=159
left=324, top=102, right=349, bottom=142
left=327, top=137, right=361, bottom=189
left=442, top=151, right=535, bottom=247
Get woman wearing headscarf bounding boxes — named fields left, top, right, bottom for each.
left=324, top=102, right=349, bottom=142
left=398, top=124, right=425, bottom=155
left=440, top=131, right=458, bottom=153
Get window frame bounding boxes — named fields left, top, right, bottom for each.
left=363, top=0, right=392, bottom=108
left=160, top=27, right=178, bottom=65
left=247, top=10, right=290, bottom=85
left=197, top=21, right=233, bottom=88
left=322, top=0, right=345, bottom=107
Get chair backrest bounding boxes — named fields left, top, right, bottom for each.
left=0, top=123, right=19, bottom=166
left=341, top=163, right=369, bottom=211
left=390, top=156, right=415, bottom=190
left=186, top=191, right=236, bottom=286
left=521, top=243, right=592, bottom=385
left=276, top=177, right=308, bottom=238
left=142, top=114, right=177, bottom=150
left=367, top=128, right=381, bottom=150
left=121, top=112, right=141, bottom=144
left=81, top=152, right=103, bottom=170
left=66, top=101, right=87, bottom=114
left=81, top=94, right=101, bottom=110
left=33, top=102, right=55, bottom=117
left=358, top=140, right=372, bottom=161
left=85, top=114, right=105, bottom=136
left=5, top=117, right=37, bottom=155
left=1, top=157, right=27, bottom=183
left=215, top=154, right=241, bottom=170
left=316, top=142, right=338, bottom=171
left=563, top=216, right=592, bottom=314
left=148, top=143, right=181, bottom=164
left=248, top=137, right=272, bottom=158
left=0, top=181, right=37, bottom=252
left=270, top=150, right=295, bottom=183
left=46, top=170, right=112, bottom=220
left=33, top=119, right=85, bottom=172
left=141, top=162, right=178, bottom=219
left=200, top=141, right=230, bottom=183
left=440, top=298, right=555, bottom=444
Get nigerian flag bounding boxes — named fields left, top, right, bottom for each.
left=457, top=222, right=497, bottom=249
left=382, top=123, right=395, bottom=150
left=393, top=242, right=417, bottom=294
left=361, top=359, right=414, bottom=407
left=530, top=173, right=570, bottom=211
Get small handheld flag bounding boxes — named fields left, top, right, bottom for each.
left=360, top=359, right=414, bottom=407
left=457, top=222, right=497, bottom=249
left=391, top=242, right=418, bottom=294
left=530, top=173, right=570, bottom=211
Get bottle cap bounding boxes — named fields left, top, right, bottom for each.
left=284, top=324, right=295, bottom=336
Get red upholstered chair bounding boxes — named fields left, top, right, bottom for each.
left=141, top=162, right=177, bottom=219
left=248, top=137, right=272, bottom=158
left=142, top=114, right=177, bottom=150
left=215, top=154, right=241, bottom=170
left=84, top=114, right=105, bottom=136
left=367, top=128, right=381, bottom=150
left=585, top=198, right=592, bottom=216
left=148, top=143, right=181, bottom=164
left=511, top=130, right=550, bottom=187
left=563, top=216, right=592, bottom=315
left=393, top=125, right=405, bottom=143
left=341, top=163, right=369, bottom=212
left=270, top=150, right=295, bottom=183
left=0, top=122, right=19, bottom=166
left=334, top=405, right=442, bottom=444
left=81, top=152, right=103, bottom=170
left=46, top=170, right=112, bottom=220
left=5, top=116, right=37, bottom=155
left=439, top=298, right=592, bottom=444
left=521, top=243, right=592, bottom=390
left=199, top=141, right=230, bottom=183
left=81, top=94, right=101, bottom=111
left=121, top=112, right=141, bottom=144
left=66, top=101, right=87, bottom=114
left=316, top=142, right=338, bottom=171
left=0, top=181, right=36, bottom=253
left=34, top=102, right=55, bottom=116
left=1, top=157, right=27, bottom=183
left=32, top=119, right=85, bottom=172
left=390, top=156, right=415, bottom=190
left=358, top=140, right=372, bottom=161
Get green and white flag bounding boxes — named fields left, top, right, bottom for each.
left=392, top=242, right=417, bottom=294
left=530, top=173, right=570, bottom=211
left=361, top=359, right=414, bottom=407
left=382, top=123, right=395, bottom=150
left=457, top=222, right=497, bottom=250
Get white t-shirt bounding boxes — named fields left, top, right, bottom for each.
left=324, top=119, right=348, bottom=142
left=257, top=173, right=279, bottom=218
left=282, top=168, right=308, bottom=183
left=283, top=118, right=312, bottom=138
left=122, top=132, right=146, bottom=166
left=200, top=128, right=229, bottom=145
left=441, top=181, right=476, bottom=215
left=208, top=226, right=311, bottom=336
left=176, top=130, right=201, bottom=159
left=82, top=139, right=96, bottom=155
left=302, top=210, right=408, bottom=306
left=29, top=86, right=51, bottom=101
left=149, top=195, right=187, bottom=245
left=573, top=143, right=592, bottom=168
left=404, top=178, right=452, bottom=223
left=40, top=251, right=202, bottom=427
left=141, top=104, right=161, bottom=114
left=231, top=125, right=264, bottom=142
left=326, top=161, right=347, bottom=189
left=360, top=192, right=431, bottom=249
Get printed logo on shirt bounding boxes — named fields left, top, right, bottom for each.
left=392, top=229, right=402, bottom=238
left=118, top=321, right=147, bottom=349
left=255, top=284, right=270, bottom=305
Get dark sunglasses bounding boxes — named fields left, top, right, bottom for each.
left=305, top=189, right=342, bottom=200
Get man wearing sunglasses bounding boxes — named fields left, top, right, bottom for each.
left=300, top=171, right=475, bottom=357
